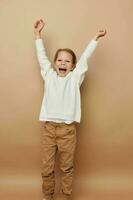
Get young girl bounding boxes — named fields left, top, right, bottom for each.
left=34, top=19, right=106, bottom=200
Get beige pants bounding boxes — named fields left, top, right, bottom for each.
left=41, top=121, right=77, bottom=199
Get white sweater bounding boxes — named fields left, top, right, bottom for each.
left=35, top=39, right=98, bottom=124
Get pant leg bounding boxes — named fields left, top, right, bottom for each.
left=56, top=122, right=77, bottom=196
left=41, top=121, right=57, bottom=198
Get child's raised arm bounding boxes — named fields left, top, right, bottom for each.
left=34, top=19, right=51, bottom=80
left=73, top=29, right=107, bottom=86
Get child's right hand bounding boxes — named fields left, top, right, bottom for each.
left=34, top=19, right=45, bottom=33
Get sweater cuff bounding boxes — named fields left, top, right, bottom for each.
left=92, top=39, right=98, bottom=44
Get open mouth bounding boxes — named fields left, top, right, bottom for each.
left=59, top=68, right=67, bottom=73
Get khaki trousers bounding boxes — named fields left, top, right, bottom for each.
left=41, top=121, right=77, bottom=199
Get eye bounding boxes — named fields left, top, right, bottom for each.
left=57, top=59, right=62, bottom=61
left=66, top=60, right=70, bottom=63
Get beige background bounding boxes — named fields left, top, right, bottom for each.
left=0, top=0, right=133, bottom=199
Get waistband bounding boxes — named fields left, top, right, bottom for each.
left=44, top=121, right=76, bottom=127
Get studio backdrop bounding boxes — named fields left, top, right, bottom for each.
left=0, top=0, right=133, bottom=200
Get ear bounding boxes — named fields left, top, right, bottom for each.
left=71, top=65, right=75, bottom=70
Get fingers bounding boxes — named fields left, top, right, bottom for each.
left=40, top=19, right=44, bottom=23
left=39, top=19, right=45, bottom=25
left=34, top=20, right=39, bottom=28
left=99, top=29, right=106, bottom=33
left=34, top=19, right=45, bottom=28
left=99, top=29, right=107, bottom=36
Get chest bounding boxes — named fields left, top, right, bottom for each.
left=45, top=75, right=77, bottom=98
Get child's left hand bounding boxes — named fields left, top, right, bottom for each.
left=95, top=29, right=107, bottom=41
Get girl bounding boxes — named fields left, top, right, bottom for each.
left=34, top=19, right=106, bottom=200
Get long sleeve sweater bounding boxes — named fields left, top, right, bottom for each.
left=35, top=39, right=98, bottom=123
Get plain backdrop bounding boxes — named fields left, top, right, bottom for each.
left=0, top=0, right=133, bottom=199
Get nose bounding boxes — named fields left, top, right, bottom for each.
left=61, top=61, right=65, bottom=65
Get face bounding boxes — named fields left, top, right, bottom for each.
left=54, top=51, right=75, bottom=77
